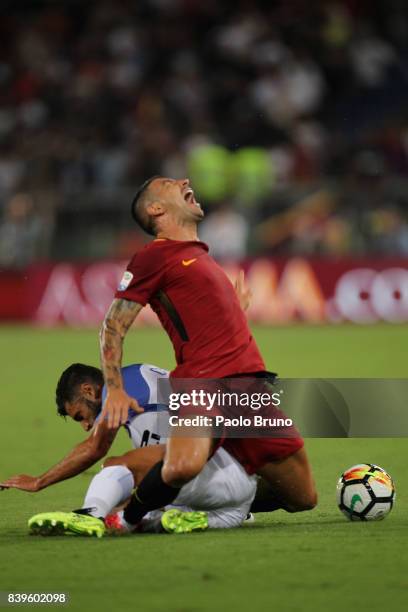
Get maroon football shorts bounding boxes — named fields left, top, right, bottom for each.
left=222, top=435, right=304, bottom=475
left=169, top=373, right=304, bottom=474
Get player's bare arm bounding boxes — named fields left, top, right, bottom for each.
left=0, top=420, right=118, bottom=492
left=100, top=298, right=144, bottom=428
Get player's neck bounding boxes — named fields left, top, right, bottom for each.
left=156, top=222, right=199, bottom=242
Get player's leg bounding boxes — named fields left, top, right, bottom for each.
left=256, top=447, right=317, bottom=513
left=140, top=506, right=247, bottom=534
left=101, top=438, right=217, bottom=533
left=122, top=431, right=214, bottom=526
left=159, top=506, right=248, bottom=533
left=28, top=447, right=171, bottom=537
left=250, top=476, right=284, bottom=512
left=104, top=444, right=165, bottom=485
left=162, top=432, right=214, bottom=486
left=154, top=444, right=256, bottom=533
left=80, top=465, right=134, bottom=518
left=78, top=446, right=166, bottom=527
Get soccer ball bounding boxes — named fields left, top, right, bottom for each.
left=336, top=463, right=395, bottom=521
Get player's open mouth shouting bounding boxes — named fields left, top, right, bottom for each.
left=182, top=184, right=201, bottom=210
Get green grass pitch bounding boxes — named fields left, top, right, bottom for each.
left=1, top=324, right=408, bottom=612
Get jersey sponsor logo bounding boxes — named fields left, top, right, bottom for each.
left=182, top=258, right=197, bottom=267
left=117, top=271, right=133, bottom=291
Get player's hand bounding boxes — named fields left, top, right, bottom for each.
left=235, top=270, right=252, bottom=311
left=101, top=388, right=143, bottom=429
left=0, top=475, right=41, bottom=492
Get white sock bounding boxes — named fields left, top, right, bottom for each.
left=83, top=466, right=134, bottom=518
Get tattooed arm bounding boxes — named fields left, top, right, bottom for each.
left=99, top=298, right=144, bottom=428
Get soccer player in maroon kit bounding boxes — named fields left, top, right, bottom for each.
left=99, top=177, right=317, bottom=527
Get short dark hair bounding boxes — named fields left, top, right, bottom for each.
left=55, top=363, right=104, bottom=417
left=130, top=175, right=161, bottom=236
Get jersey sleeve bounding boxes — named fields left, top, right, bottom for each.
left=115, top=246, right=164, bottom=306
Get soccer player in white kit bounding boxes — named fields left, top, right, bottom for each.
left=86, top=364, right=256, bottom=532
left=1, top=363, right=256, bottom=536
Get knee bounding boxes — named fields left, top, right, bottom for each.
left=162, top=458, right=203, bottom=487
left=287, top=489, right=318, bottom=513
left=298, top=490, right=318, bottom=511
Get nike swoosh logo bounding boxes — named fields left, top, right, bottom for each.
left=182, top=258, right=197, bottom=267
left=350, top=493, right=363, bottom=513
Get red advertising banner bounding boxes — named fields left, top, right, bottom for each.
left=1, top=258, right=407, bottom=325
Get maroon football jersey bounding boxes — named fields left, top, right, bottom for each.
left=115, top=239, right=265, bottom=378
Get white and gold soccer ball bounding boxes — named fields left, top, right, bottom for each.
left=336, top=463, right=395, bottom=521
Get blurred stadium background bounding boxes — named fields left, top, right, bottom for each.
left=1, top=0, right=408, bottom=327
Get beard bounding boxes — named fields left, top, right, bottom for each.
left=85, top=397, right=102, bottom=420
